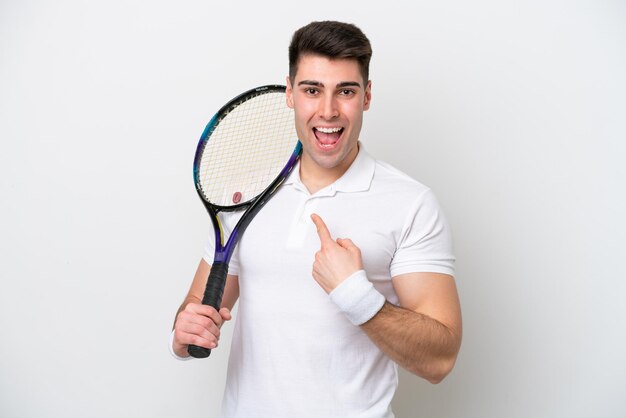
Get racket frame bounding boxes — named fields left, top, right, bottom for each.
left=187, top=85, right=301, bottom=358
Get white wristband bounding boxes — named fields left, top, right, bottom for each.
left=329, top=270, right=386, bottom=326
left=169, top=330, right=195, bottom=361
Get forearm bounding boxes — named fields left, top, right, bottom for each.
left=309, top=217, right=461, bottom=381
left=361, top=301, right=461, bottom=383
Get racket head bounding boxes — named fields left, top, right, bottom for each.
left=193, top=85, right=300, bottom=211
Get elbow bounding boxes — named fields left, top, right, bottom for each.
left=425, top=372, right=446, bottom=385
left=424, top=356, right=457, bottom=384
left=402, top=320, right=463, bottom=384
left=412, top=348, right=460, bottom=384
left=427, top=376, right=445, bottom=385
left=426, top=328, right=462, bottom=384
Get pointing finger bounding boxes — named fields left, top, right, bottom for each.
left=311, top=213, right=333, bottom=245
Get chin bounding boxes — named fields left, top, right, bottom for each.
left=312, top=146, right=354, bottom=169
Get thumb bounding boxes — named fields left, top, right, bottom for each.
left=336, top=238, right=361, bottom=256
left=336, top=238, right=357, bottom=249
left=219, top=307, right=232, bottom=321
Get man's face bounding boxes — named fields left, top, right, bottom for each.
left=286, top=54, right=371, bottom=178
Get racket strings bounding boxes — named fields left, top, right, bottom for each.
left=198, top=92, right=297, bottom=206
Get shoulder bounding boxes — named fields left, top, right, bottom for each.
left=366, top=158, right=450, bottom=236
left=369, top=158, right=433, bottom=202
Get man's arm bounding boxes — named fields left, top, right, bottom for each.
left=361, top=272, right=461, bottom=384
left=311, top=214, right=462, bottom=383
left=171, top=259, right=239, bottom=358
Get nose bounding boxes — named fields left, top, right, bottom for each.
left=317, top=95, right=339, bottom=120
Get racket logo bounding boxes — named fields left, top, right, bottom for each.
left=232, top=192, right=242, bottom=204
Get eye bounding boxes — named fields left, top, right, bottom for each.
left=304, top=88, right=319, bottom=95
left=339, top=89, right=356, bottom=96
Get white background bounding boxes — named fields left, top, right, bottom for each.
left=1, top=1, right=625, bottom=417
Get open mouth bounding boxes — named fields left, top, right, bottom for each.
left=313, top=127, right=344, bottom=148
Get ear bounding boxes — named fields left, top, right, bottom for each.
left=285, top=76, right=294, bottom=109
left=363, top=80, right=372, bottom=111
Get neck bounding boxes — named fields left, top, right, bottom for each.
left=299, top=144, right=359, bottom=194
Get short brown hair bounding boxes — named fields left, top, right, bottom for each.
left=288, top=21, right=372, bottom=84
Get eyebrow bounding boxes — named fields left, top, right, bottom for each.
left=297, top=80, right=362, bottom=88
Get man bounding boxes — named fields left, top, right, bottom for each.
left=171, top=21, right=462, bottom=417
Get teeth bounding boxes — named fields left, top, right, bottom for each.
left=315, top=127, right=342, bottom=133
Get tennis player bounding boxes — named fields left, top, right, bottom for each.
left=171, top=20, right=462, bottom=418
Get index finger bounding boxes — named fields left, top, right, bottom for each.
left=311, top=213, right=333, bottom=245
left=187, top=303, right=226, bottom=327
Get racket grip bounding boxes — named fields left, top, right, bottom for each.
left=187, top=261, right=229, bottom=359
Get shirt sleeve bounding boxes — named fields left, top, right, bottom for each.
left=389, top=189, right=455, bottom=278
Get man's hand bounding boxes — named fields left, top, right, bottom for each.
left=311, top=213, right=363, bottom=293
left=172, top=303, right=232, bottom=358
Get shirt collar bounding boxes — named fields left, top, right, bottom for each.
left=284, top=142, right=376, bottom=195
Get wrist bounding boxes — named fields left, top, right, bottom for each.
left=329, top=270, right=385, bottom=326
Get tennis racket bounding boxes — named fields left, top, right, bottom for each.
left=187, top=85, right=302, bottom=358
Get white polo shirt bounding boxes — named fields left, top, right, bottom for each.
left=203, top=146, right=455, bottom=418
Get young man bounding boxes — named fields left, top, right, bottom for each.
left=171, top=21, right=462, bottom=417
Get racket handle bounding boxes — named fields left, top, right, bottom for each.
left=187, top=261, right=229, bottom=359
